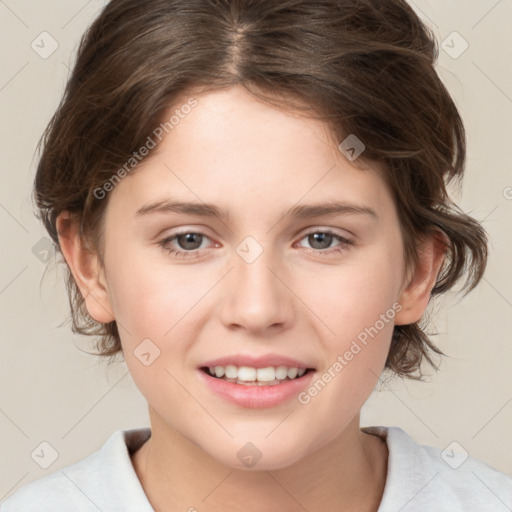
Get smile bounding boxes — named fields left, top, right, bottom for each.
left=201, top=365, right=312, bottom=385
left=197, top=366, right=316, bottom=408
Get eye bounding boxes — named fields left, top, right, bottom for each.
left=158, top=231, right=214, bottom=259
left=158, top=228, right=354, bottom=259
left=297, top=229, right=354, bottom=255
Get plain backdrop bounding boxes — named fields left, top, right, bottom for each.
left=1, top=0, right=511, bottom=500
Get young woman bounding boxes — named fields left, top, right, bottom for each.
left=2, top=0, right=511, bottom=510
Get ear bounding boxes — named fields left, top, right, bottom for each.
left=394, top=230, right=448, bottom=326
left=56, top=211, right=115, bottom=324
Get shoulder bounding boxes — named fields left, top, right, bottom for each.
left=0, top=445, right=103, bottom=511
left=363, top=425, right=512, bottom=512
left=0, top=428, right=152, bottom=512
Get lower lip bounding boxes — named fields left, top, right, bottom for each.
left=197, top=369, right=316, bottom=409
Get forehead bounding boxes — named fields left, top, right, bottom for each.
left=106, top=85, right=393, bottom=223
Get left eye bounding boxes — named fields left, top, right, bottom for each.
left=159, top=229, right=353, bottom=258
left=297, top=230, right=352, bottom=252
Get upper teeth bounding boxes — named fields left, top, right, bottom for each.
left=208, top=365, right=307, bottom=382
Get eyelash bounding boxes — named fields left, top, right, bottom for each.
left=158, top=229, right=354, bottom=259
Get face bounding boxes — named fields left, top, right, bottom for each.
left=95, top=84, right=407, bottom=469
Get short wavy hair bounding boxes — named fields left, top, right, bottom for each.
left=34, top=0, right=487, bottom=380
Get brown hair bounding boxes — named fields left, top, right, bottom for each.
left=34, top=0, right=487, bottom=380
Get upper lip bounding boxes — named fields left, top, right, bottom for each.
left=200, top=354, right=316, bottom=370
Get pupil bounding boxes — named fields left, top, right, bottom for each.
left=309, top=233, right=332, bottom=249
left=178, top=233, right=202, bottom=250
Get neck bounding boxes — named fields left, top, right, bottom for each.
left=131, top=410, right=388, bottom=512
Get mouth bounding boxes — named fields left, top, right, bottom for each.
left=199, top=365, right=316, bottom=386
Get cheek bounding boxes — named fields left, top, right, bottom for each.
left=296, top=252, right=402, bottom=427
left=307, top=244, right=403, bottom=341
left=104, top=247, right=207, bottom=342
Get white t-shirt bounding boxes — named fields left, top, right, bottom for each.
left=2, top=425, right=511, bottom=511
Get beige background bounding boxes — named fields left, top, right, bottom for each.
left=1, top=0, right=511, bottom=501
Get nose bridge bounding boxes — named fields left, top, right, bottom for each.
left=221, top=238, right=291, bottom=331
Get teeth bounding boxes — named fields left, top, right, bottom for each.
left=237, top=366, right=257, bottom=381
left=225, top=365, right=238, bottom=379
left=256, top=367, right=276, bottom=382
left=287, top=367, right=298, bottom=379
left=275, top=366, right=288, bottom=380
left=205, top=364, right=309, bottom=383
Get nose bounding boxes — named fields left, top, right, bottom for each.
left=219, top=246, right=294, bottom=334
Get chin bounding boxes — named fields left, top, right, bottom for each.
left=205, top=440, right=307, bottom=472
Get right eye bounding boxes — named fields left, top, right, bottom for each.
left=159, top=231, right=215, bottom=259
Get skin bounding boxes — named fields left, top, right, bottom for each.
left=57, top=84, right=446, bottom=512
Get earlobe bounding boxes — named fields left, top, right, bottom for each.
left=394, top=230, right=448, bottom=326
left=56, top=211, right=115, bottom=324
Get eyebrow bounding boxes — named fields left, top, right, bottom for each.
left=135, top=200, right=378, bottom=221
